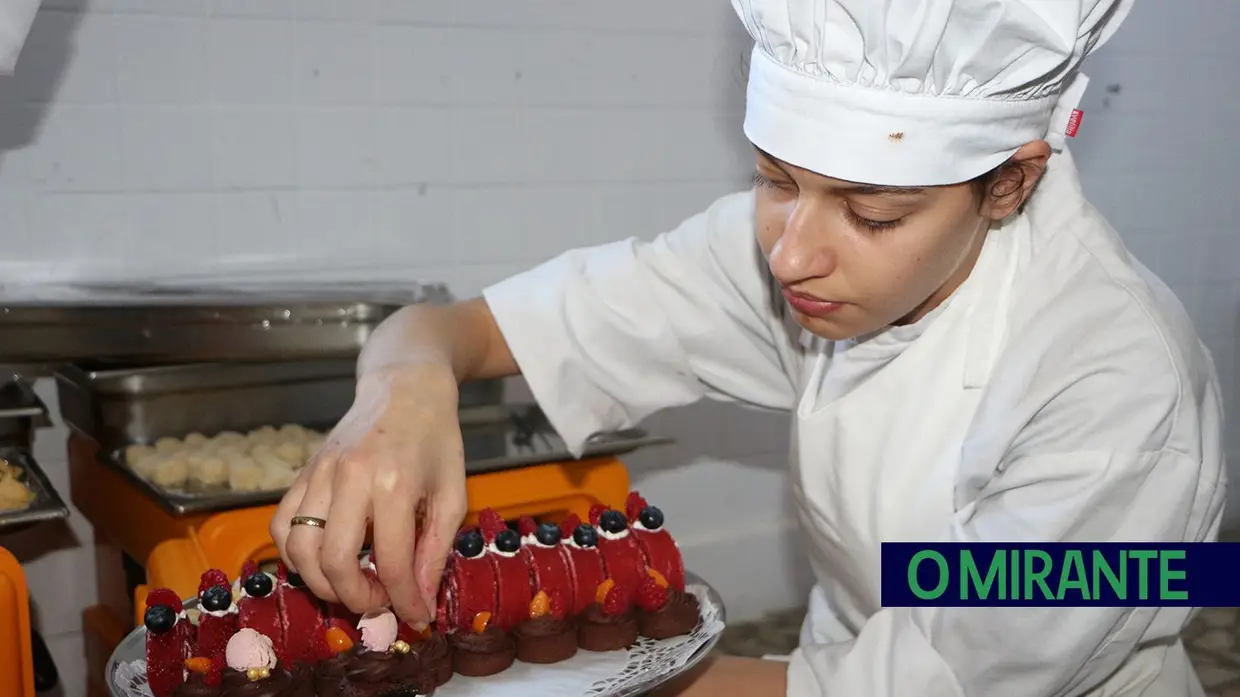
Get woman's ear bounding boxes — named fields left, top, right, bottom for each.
left=986, top=140, right=1052, bottom=220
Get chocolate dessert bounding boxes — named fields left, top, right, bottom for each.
left=636, top=575, right=701, bottom=640
left=313, top=647, right=424, bottom=697
left=578, top=582, right=638, bottom=652
left=175, top=630, right=314, bottom=697
left=448, top=620, right=516, bottom=677
left=407, top=630, right=452, bottom=689
left=514, top=614, right=578, bottom=664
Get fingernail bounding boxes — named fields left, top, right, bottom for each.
left=411, top=621, right=428, bottom=632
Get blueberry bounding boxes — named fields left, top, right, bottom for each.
left=495, top=529, right=521, bottom=554
left=243, top=572, right=273, bottom=599
left=201, top=586, right=231, bottom=612
left=599, top=510, right=628, bottom=535
left=639, top=506, right=665, bottom=531
left=455, top=530, right=484, bottom=558
left=285, top=571, right=306, bottom=588
left=573, top=524, right=598, bottom=548
left=535, top=522, right=562, bottom=546
left=144, top=605, right=176, bottom=634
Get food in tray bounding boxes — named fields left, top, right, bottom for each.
left=124, top=424, right=327, bottom=495
left=0, top=456, right=36, bottom=512
left=141, top=491, right=701, bottom=696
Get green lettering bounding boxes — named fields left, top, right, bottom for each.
left=1057, top=550, right=1091, bottom=600
left=1130, top=550, right=1157, bottom=600
left=1159, top=550, right=1188, bottom=601
left=962, top=550, right=1005, bottom=600
left=1092, top=550, right=1126, bottom=599
left=1009, top=547, right=1019, bottom=600
left=909, top=551, right=949, bottom=600
left=1023, top=550, right=1054, bottom=599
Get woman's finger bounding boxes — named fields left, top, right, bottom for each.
left=270, top=468, right=310, bottom=568
left=414, top=478, right=468, bottom=617
left=284, top=455, right=341, bottom=603
left=371, top=473, right=426, bottom=627
left=321, top=457, right=388, bottom=614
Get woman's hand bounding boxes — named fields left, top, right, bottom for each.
left=271, top=362, right=468, bottom=628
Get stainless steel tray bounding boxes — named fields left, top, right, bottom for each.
left=0, top=282, right=450, bottom=364
left=0, top=447, right=70, bottom=533
left=107, top=571, right=724, bottom=697
left=54, top=361, right=505, bottom=454
left=103, top=404, right=672, bottom=516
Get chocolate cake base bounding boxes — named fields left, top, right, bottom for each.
left=515, top=617, right=578, bottom=664
left=411, top=632, right=453, bottom=689
left=449, top=627, right=517, bottom=677
left=639, top=591, right=701, bottom=640
left=578, top=605, right=639, bottom=652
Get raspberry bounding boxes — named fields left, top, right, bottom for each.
left=589, top=504, right=608, bottom=527
left=146, top=588, right=183, bottom=613
left=625, top=492, right=648, bottom=523
left=602, top=585, right=629, bottom=617
left=240, top=560, right=258, bottom=579
left=518, top=516, right=538, bottom=536
left=560, top=514, right=581, bottom=539
left=479, top=509, right=507, bottom=541
left=637, top=577, right=669, bottom=612
left=197, top=569, right=229, bottom=596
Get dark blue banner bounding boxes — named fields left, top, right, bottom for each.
left=880, top=542, right=1240, bottom=607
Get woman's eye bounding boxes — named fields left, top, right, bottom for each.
left=846, top=208, right=904, bottom=232
left=751, top=172, right=794, bottom=192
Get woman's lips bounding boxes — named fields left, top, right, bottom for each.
left=781, top=288, right=844, bottom=318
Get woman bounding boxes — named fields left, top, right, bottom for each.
left=275, top=0, right=1227, bottom=694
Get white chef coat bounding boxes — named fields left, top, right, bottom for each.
left=483, top=147, right=1227, bottom=697
left=0, top=0, right=39, bottom=74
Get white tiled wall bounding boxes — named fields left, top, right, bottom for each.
left=0, top=1, right=1237, bottom=693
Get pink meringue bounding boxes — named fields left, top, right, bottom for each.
left=356, top=609, right=399, bottom=652
left=225, top=628, right=278, bottom=671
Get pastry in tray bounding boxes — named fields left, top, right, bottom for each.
left=0, top=456, right=36, bottom=512
left=122, top=424, right=327, bottom=496
left=141, top=491, right=702, bottom=696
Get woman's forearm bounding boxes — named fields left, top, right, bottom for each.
left=357, top=297, right=519, bottom=383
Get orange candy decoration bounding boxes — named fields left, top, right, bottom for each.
left=647, top=569, right=669, bottom=588
left=595, top=579, right=616, bottom=605
left=472, top=611, right=492, bottom=634
left=324, top=627, right=354, bottom=654
left=184, top=657, right=212, bottom=674
left=529, top=591, right=550, bottom=619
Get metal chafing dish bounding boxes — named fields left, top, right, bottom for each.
left=0, top=282, right=450, bottom=364
left=0, top=446, right=70, bottom=533
left=91, top=403, right=669, bottom=516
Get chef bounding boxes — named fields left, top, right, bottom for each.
left=275, top=0, right=1227, bottom=694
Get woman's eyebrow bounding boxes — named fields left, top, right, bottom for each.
left=836, top=184, right=926, bottom=197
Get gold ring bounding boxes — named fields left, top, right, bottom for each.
left=290, top=515, right=327, bottom=529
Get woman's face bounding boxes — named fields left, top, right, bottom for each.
left=752, top=145, right=1045, bottom=340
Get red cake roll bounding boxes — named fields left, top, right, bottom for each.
left=590, top=504, right=649, bottom=594
left=442, top=526, right=500, bottom=632
left=558, top=513, right=607, bottom=616
left=193, top=569, right=236, bottom=660
left=235, top=561, right=284, bottom=655
left=478, top=509, right=534, bottom=632
left=625, top=491, right=687, bottom=590
left=142, top=588, right=193, bottom=697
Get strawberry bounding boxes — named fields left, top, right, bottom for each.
left=637, top=576, right=669, bottom=612
left=602, top=585, right=629, bottom=617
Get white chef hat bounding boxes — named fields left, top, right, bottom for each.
left=732, top=0, right=1134, bottom=186
left=0, top=0, right=40, bottom=75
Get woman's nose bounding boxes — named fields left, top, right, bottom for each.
left=768, top=202, right=836, bottom=283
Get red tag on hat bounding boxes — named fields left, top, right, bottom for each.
left=1065, top=109, right=1083, bottom=138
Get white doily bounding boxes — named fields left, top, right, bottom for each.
left=111, top=584, right=724, bottom=697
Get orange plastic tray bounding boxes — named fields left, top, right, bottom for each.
left=0, top=545, right=34, bottom=697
